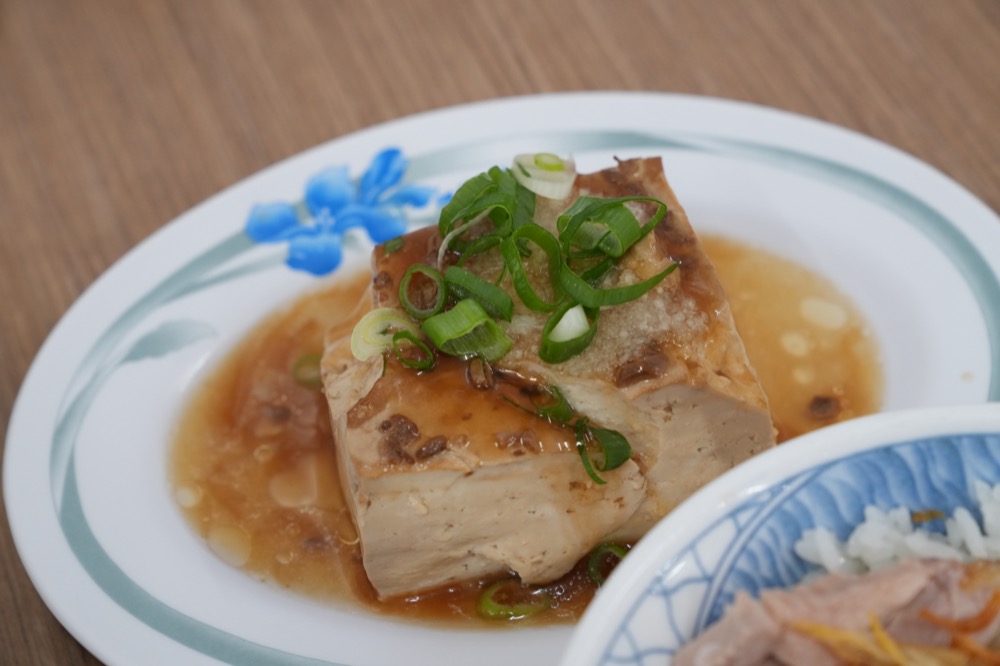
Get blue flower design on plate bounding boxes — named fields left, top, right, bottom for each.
left=245, top=147, right=442, bottom=275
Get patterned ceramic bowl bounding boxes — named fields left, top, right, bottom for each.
left=559, top=402, right=1000, bottom=666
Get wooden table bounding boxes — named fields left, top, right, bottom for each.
left=2, top=1, right=998, bottom=663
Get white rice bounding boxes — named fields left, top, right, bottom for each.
left=794, top=480, right=1000, bottom=575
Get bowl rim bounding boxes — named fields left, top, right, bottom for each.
left=560, top=402, right=1000, bottom=666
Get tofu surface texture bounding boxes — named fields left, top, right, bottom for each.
left=322, top=157, right=774, bottom=599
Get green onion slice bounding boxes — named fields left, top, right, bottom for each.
left=477, top=578, right=553, bottom=620
left=539, top=302, right=599, bottom=364
left=574, top=420, right=633, bottom=484
left=557, top=196, right=641, bottom=258
left=351, top=307, right=421, bottom=361
left=512, top=153, right=576, bottom=200
left=439, top=168, right=518, bottom=238
left=587, top=543, right=629, bottom=586
left=382, top=236, right=405, bottom=254
left=438, top=170, right=497, bottom=237
left=578, top=257, right=615, bottom=285
left=499, top=382, right=575, bottom=425
left=291, top=353, right=323, bottom=389
left=399, top=264, right=446, bottom=320
left=454, top=234, right=502, bottom=266
left=561, top=260, right=679, bottom=309
left=444, top=265, right=514, bottom=321
left=391, top=330, right=435, bottom=371
left=533, top=152, right=566, bottom=171
left=420, top=298, right=512, bottom=361
left=589, top=425, right=633, bottom=471
left=576, top=439, right=606, bottom=485
left=500, top=224, right=564, bottom=312
left=437, top=168, right=536, bottom=266
left=529, top=384, right=575, bottom=424
left=557, top=196, right=667, bottom=259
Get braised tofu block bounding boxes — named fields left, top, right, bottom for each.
left=322, top=157, right=774, bottom=598
left=322, top=334, right=647, bottom=597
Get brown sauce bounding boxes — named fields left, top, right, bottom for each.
left=170, top=236, right=882, bottom=627
left=700, top=235, right=883, bottom=442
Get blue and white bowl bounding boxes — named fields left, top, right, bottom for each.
left=560, top=402, right=1000, bottom=666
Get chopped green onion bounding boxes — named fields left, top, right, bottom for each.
left=433, top=162, right=674, bottom=380
left=437, top=215, right=482, bottom=269
left=399, top=264, right=446, bottom=320
left=589, top=425, right=633, bottom=471
left=382, top=237, right=405, bottom=254
left=436, top=168, right=535, bottom=267
left=391, top=330, right=435, bottom=370
left=500, top=382, right=573, bottom=424
left=539, top=302, right=599, bottom=364
left=576, top=438, right=606, bottom=485
left=438, top=171, right=498, bottom=237
left=499, top=377, right=635, bottom=484
left=291, top=353, right=323, bottom=389
left=444, top=265, right=514, bottom=321
left=420, top=299, right=512, bottom=361
left=500, top=224, right=564, bottom=312
left=587, top=543, right=629, bottom=586
left=561, top=260, right=679, bottom=309
left=558, top=197, right=642, bottom=258
left=578, top=257, right=615, bottom=285
left=512, top=176, right=537, bottom=229
left=574, top=420, right=633, bottom=484
left=454, top=234, right=502, bottom=266
left=351, top=307, right=421, bottom=361
left=529, top=384, right=575, bottom=424
left=477, top=578, right=552, bottom=620
left=439, top=167, right=518, bottom=239
left=547, top=303, right=589, bottom=342
left=534, top=152, right=566, bottom=171
left=512, top=153, right=576, bottom=200
left=558, top=196, right=667, bottom=259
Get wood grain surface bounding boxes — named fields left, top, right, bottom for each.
left=2, top=1, right=998, bottom=664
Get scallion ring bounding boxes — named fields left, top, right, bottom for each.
left=437, top=170, right=498, bottom=237
left=399, top=264, right=446, bottom=320
left=561, top=260, right=679, bottom=309
left=556, top=196, right=640, bottom=259
left=574, top=420, right=633, bottom=484
left=578, top=257, right=615, bottom=285
left=477, top=578, right=553, bottom=620
left=420, top=298, right=513, bottom=361
left=382, top=236, right=405, bottom=255
left=588, top=425, right=633, bottom=472
left=511, top=153, right=576, bottom=200
left=440, top=166, right=518, bottom=238
left=539, top=301, right=599, bottom=364
left=351, top=307, right=421, bottom=361
left=291, top=353, right=323, bottom=389
left=533, top=152, right=566, bottom=171
left=444, top=265, right=514, bottom=321
left=529, top=384, right=575, bottom=425
left=587, top=543, right=629, bottom=586
left=454, top=234, right=503, bottom=266
left=391, top=330, right=435, bottom=371
left=558, top=196, right=667, bottom=259
left=576, top=439, right=606, bottom=485
left=499, top=224, right=564, bottom=312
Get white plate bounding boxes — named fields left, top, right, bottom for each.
left=4, top=92, right=1000, bottom=666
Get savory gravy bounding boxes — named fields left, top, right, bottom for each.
left=700, top=235, right=882, bottom=442
left=170, top=236, right=882, bottom=626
